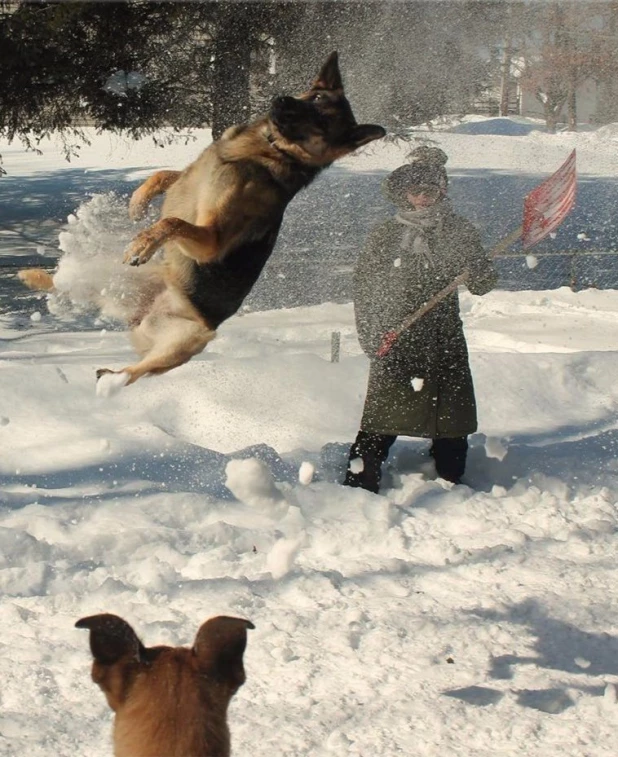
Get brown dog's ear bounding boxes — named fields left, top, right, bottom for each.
left=75, top=614, right=144, bottom=665
left=349, top=124, right=387, bottom=149
left=193, top=616, right=255, bottom=689
left=313, top=51, right=343, bottom=91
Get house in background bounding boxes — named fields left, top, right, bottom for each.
left=472, top=73, right=605, bottom=127
left=516, top=77, right=601, bottom=125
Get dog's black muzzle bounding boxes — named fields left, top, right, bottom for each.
left=270, top=96, right=311, bottom=124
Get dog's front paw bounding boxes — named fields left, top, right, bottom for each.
left=123, top=232, right=160, bottom=266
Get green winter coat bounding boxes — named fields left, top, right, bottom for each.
left=354, top=198, right=497, bottom=439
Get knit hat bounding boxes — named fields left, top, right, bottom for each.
left=383, top=146, right=448, bottom=207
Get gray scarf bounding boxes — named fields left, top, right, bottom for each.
left=394, top=200, right=451, bottom=266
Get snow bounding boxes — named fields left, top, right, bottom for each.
left=483, top=436, right=509, bottom=462
left=348, top=457, right=364, bottom=475
left=446, top=115, right=547, bottom=136
left=94, top=371, right=130, bottom=398
left=225, top=458, right=288, bottom=518
left=265, top=535, right=305, bottom=581
left=1, top=117, right=618, bottom=756
left=298, top=461, right=315, bottom=485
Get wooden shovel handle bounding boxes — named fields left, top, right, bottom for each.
left=376, top=226, right=523, bottom=358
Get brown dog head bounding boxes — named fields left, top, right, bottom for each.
left=269, top=51, right=385, bottom=165
left=76, top=613, right=254, bottom=757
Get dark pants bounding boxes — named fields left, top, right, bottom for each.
left=343, top=431, right=468, bottom=493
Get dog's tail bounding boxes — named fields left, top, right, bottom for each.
left=18, top=268, right=55, bottom=292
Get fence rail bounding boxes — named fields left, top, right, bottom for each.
left=494, top=250, right=618, bottom=291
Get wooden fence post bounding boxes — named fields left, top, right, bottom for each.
left=331, top=331, right=341, bottom=363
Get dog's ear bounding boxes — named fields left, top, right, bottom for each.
left=75, top=614, right=144, bottom=665
left=348, top=124, right=387, bottom=150
left=193, top=616, right=255, bottom=690
left=312, top=51, right=343, bottom=91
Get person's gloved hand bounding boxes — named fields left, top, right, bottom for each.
left=376, top=330, right=398, bottom=358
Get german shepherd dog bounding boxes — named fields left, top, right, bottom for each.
left=76, top=613, right=254, bottom=757
left=19, top=52, right=385, bottom=389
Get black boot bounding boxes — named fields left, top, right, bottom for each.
left=430, top=436, right=468, bottom=484
left=343, top=431, right=396, bottom=493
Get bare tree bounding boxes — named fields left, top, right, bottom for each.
left=515, top=2, right=604, bottom=132
left=592, top=1, right=618, bottom=123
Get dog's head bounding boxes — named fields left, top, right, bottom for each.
left=269, top=51, right=385, bottom=166
left=76, top=613, right=254, bottom=757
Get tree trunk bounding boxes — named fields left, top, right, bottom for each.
left=598, top=1, right=618, bottom=123
left=211, top=4, right=253, bottom=140
left=566, top=72, right=577, bottom=131
left=563, top=4, right=578, bottom=132
left=499, top=38, right=513, bottom=116
left=545, top=103, right=558, bottom=133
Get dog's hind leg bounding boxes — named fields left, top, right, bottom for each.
left=97, top=291, right=215, bottom=386
left=100, top=322, right=215, bottom=385
left=129, top=170, right=182, bottom=221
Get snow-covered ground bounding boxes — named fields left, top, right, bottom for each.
left=1, top=118, right=618, bottom=756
